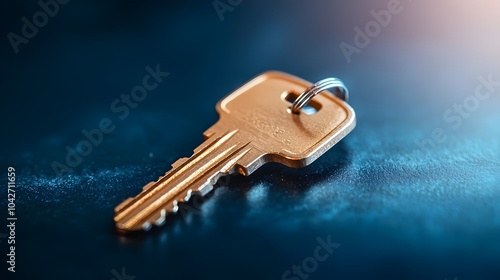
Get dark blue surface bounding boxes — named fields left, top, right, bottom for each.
left=1, top=0, right=500, bottom=279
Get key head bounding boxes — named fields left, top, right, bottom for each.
left=208, top=71, right=356, bottom=169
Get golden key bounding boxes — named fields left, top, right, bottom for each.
left=114, top=71, right=356, bottom=233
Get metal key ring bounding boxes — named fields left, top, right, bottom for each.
left=290, top=77, right=349, bottom=114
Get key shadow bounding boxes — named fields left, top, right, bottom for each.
left=234, top=141, right=352, bottom=193
left=113, top=141, right=352, bottom=243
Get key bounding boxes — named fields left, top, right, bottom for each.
left=114, top=71, right=356, bottom=233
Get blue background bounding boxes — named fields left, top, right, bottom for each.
left=1, top=0, right=499, bottom=279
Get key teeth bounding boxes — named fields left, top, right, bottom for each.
left=171, top=189, right=197, bottom=204
left=172, top=200, right=179, bottom=213
left=148, top=189, right=203, bottom=228
left=118, top=175, right=230, bottom=232
left=155, top=209, right=167, bottom=226
left=184, top=189, right=193, bottom=201
left=198, top=183, right=213, bottom=197
left=154, top=156, right=189, bottom=182
left=171, top=157, right=189, bottom=169
left=142, top=222, right=152, bottom=231
left=156, top=170, right=172, bottom=182
left=116, top=181, right=218, bottom=233
left=142, top=181, right=155, bottom=191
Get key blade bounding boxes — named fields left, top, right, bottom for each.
left=114, top=130, right=255, bottom=232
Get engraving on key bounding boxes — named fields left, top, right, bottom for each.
left=114, top=71, right=356, bottom=233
